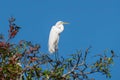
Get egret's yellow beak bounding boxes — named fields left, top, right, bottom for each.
left=63, top=22, right=69, bottom=24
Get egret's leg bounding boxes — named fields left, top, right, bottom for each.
left=55, top=50, right=59, bottom=61
left=54, top=45, right=59, bottom=61
left=54, top=52, right=57, bottom=61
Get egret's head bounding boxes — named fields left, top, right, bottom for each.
left=56, top=21, right=69, bottom=26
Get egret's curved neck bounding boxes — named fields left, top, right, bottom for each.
left=55, top=24, right=64, bottom=34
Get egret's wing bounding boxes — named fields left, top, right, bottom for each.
left=48, top=26, right=59, bottom=53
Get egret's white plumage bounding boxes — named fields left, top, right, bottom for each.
left=48, top=21, right=68, bottom=53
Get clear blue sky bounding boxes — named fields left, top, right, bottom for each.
left=0, top=0, right=120, bottom=80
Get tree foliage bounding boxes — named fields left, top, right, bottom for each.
left=0, top=17, right=116, bottom=80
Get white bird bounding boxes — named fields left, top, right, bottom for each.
left=48, top=21, right=69, bottom=53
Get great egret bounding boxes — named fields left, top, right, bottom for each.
left=48, top=21, right=68, bottom=53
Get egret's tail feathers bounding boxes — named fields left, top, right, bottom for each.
left=49, top=48, right=55, bottom=53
